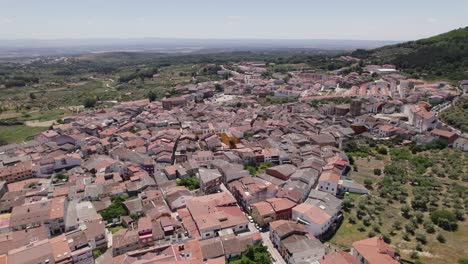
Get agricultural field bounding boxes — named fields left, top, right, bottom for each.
left=329, top=141, right=468, bottom=264
left=0, top=125, right=48, bottom=144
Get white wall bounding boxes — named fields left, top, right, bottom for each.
left=318, top=180, right=338, bottom=196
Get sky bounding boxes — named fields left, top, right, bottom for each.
left=0, top=0, right=467, bottom=41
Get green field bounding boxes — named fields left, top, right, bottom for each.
left=0, top=125, right=48, bottom=144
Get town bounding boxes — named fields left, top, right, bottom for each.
left=0, top=58, right=466, bottom=264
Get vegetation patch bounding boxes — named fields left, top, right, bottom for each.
left=440, top=98, right=468, bottom=133
left=176, top=176, right=200, bottom=190
left=0, top=125, right=47, bottom=145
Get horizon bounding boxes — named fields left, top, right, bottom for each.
left=1, top=0, right=467, bottom=41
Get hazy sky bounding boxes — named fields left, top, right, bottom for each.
left=0, top=0, right=467, bottom=40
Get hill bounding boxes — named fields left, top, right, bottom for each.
left=352, top=27, right=468, bottom=80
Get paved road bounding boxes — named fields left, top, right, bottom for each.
left=261, top=232, right=286, bottom=264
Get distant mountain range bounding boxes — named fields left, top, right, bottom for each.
left=0, top=38, right=399, bottom=58
left=352, top=27, right=468, bottom=80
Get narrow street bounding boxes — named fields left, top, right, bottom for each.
left=261, top=232, right=286, bottom=264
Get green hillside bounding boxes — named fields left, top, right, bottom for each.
left=352, top=27, right=468, bottom=80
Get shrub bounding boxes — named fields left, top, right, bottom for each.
left=392, top=220, right=402, bottom=230
left=403, top=233, right=411, bottom=241
left=56, top=173, right=68, bottom=181
left=377, top=147, right=388, bottom=155
left=373, top=225, right=380, bottom=233
left=416, top=242, right=423, bottom=252
left=362, top=216, right=371, bottom=226
left=364, top=178, right=373, bottom=189
left=84, top=98, right=97, bottom=108
left=92, top=249, right=102, bottom=258
left=383, top=234, right=391, bottom=244
left=416, top=233, right=427, bottom=244
left=437, top=234, right=446, bottom=243
left=424, top=221, right=435, bottom=233
left=414, top=211, right=424, bottom=223
left=373, top=169, right=382, bottom=176
left=147, top=90, right=157, bottom=102
left=405, top=223, right=415, bottom=235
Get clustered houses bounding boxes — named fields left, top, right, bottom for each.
left=0, top=61, right=462, bottom=264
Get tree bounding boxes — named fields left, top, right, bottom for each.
left=431, top=210, right=458, bottom=231
left=84, top=98, right=97, bottom=108
left=230, top=244, right=271, bottom=264
left=99, top=195, right=127, bottom=222
left=147, top=91, right=157, bottom=102
left=401, top=205, right=412, bottom=219
left=176, top=176, right=200, bottom=190
left=29, top=93, right=36, bottom=100
left=342, top=197, right=354, bottom=212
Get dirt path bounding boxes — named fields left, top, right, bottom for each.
left=25, top=120, right=56, bottom=127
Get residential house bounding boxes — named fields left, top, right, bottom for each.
left=265, top=164, right=297, bottom=181
left=0, top=161, right=33, bottom=184
left=250, top=198, right=297, bottom=227
left=198, top=168, right=222, bottom=194
left=454, top=137, right=468, bottom=152
left=283, top=236, right=325, bottom=264
left=185, top=192, right=248, bottom=240
left=112, top=229, right=140, bottom=256
left=430, top=128, right=458, bottom=145
left=228, top=176, right=277, bottom=211
left=406, top=104, right=437, bottom=132
left=138, top=217, right=154, bottom=246
left=292, top=203, right=335, bottom=237
left=269, top=220, right=325, bottom=264
left=318, top=170, right=340, bottom=196
left=350, top=236, right=399, bottom=264
left=376, top=124, right=398, bottom=138
left=164, top=186, right=193, bottom=211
